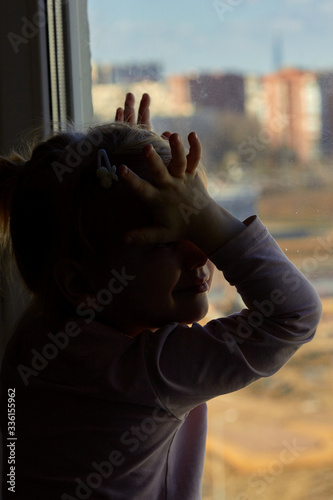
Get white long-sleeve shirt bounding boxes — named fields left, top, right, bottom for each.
left=1, top=216, right=322, bottom=499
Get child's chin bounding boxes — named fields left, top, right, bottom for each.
left=181, top=303, right=210, bottom=325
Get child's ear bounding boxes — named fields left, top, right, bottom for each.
left=53, top=259, right=92, bottom=306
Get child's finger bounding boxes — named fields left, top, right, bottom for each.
left=168, top=134, right=187, bottom=178
left=124, top=93, right=136, bottom=123
left=143, top=145, right=170, bottom=187
left=115, top=107, right=124, bottom=122
left=186, top=132, right=202, bottom=173
left=137, top=93, right=151, bottom=129
left=119, top=165, right=156, bottom=202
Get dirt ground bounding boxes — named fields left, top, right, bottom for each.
left=201, top=187, right=333, bottom=500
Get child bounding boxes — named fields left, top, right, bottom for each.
left=0, top=93, right=322, bottom=500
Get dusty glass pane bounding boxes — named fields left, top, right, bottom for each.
left=87, top=1, right=333, bottom=498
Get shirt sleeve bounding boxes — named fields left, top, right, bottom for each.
left=142, top=216, right=322, bottom=418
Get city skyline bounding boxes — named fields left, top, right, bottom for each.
left=87, top=0, right=333, bottom=76
left=91, top=66, right=333, bottom=162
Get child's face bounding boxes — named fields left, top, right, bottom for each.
left=84, top=198, right=214, bottom=336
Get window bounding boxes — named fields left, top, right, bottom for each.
left=87, top=2, right=333, bottom=499
left=0, top=1, right=331, bottom=498
left=0, top=0, right=93, bottom=349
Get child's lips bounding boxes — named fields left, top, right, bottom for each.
left=188, top=282, right=209, bottom=294
left=174, top=277, right=210, bottom=294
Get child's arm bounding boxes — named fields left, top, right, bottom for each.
left=139, top=215, right=322, bottom=416
left=119, top=131, right=322, bottom=417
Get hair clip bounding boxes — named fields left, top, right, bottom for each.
left=96, top=149, right=119, bottom=188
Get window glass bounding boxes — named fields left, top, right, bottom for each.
left=87, top=1, right=333, bottom=498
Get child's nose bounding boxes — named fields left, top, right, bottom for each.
left=177, top=240, right=208, bottom=270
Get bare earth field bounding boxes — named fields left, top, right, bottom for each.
left=201, top=187, right=333, bottom=500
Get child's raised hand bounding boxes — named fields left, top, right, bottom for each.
left=115, top=93, right=151, bottom=130
left=115, top=93, right=171, bottom=137
left=120, top=132, right=246, bottom=254
left=120, top=132, right=203, bottom=245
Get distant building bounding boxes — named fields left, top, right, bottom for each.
left=167, top=75, right=192, bottom=109
left=244, top=75, right=265, bottom=122
left=262, top=68, right=322, bottom=162
left=90, top=63, right=330, bottom=161
left=91, top=79, right=194, bottom=121
left=189, top=73, right=245, bottom=113
left=272, top=36, right=283, bottom=72
left=318, top=72, right=333, bottom=156
left=92, top=62, right=163, bottom=85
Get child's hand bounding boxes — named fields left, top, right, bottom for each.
left=115, top=93, right=151, bottom=130
left=119, top=133, right=245, bottom=255
left=115, top=93, right=171, bottom=138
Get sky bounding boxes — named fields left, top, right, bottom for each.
left=87, top=0, right=333, bottom=76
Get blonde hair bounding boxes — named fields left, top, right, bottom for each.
left=0, top=123, right=173, bottom=294
left=0, top=122, right=206, bottom=322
